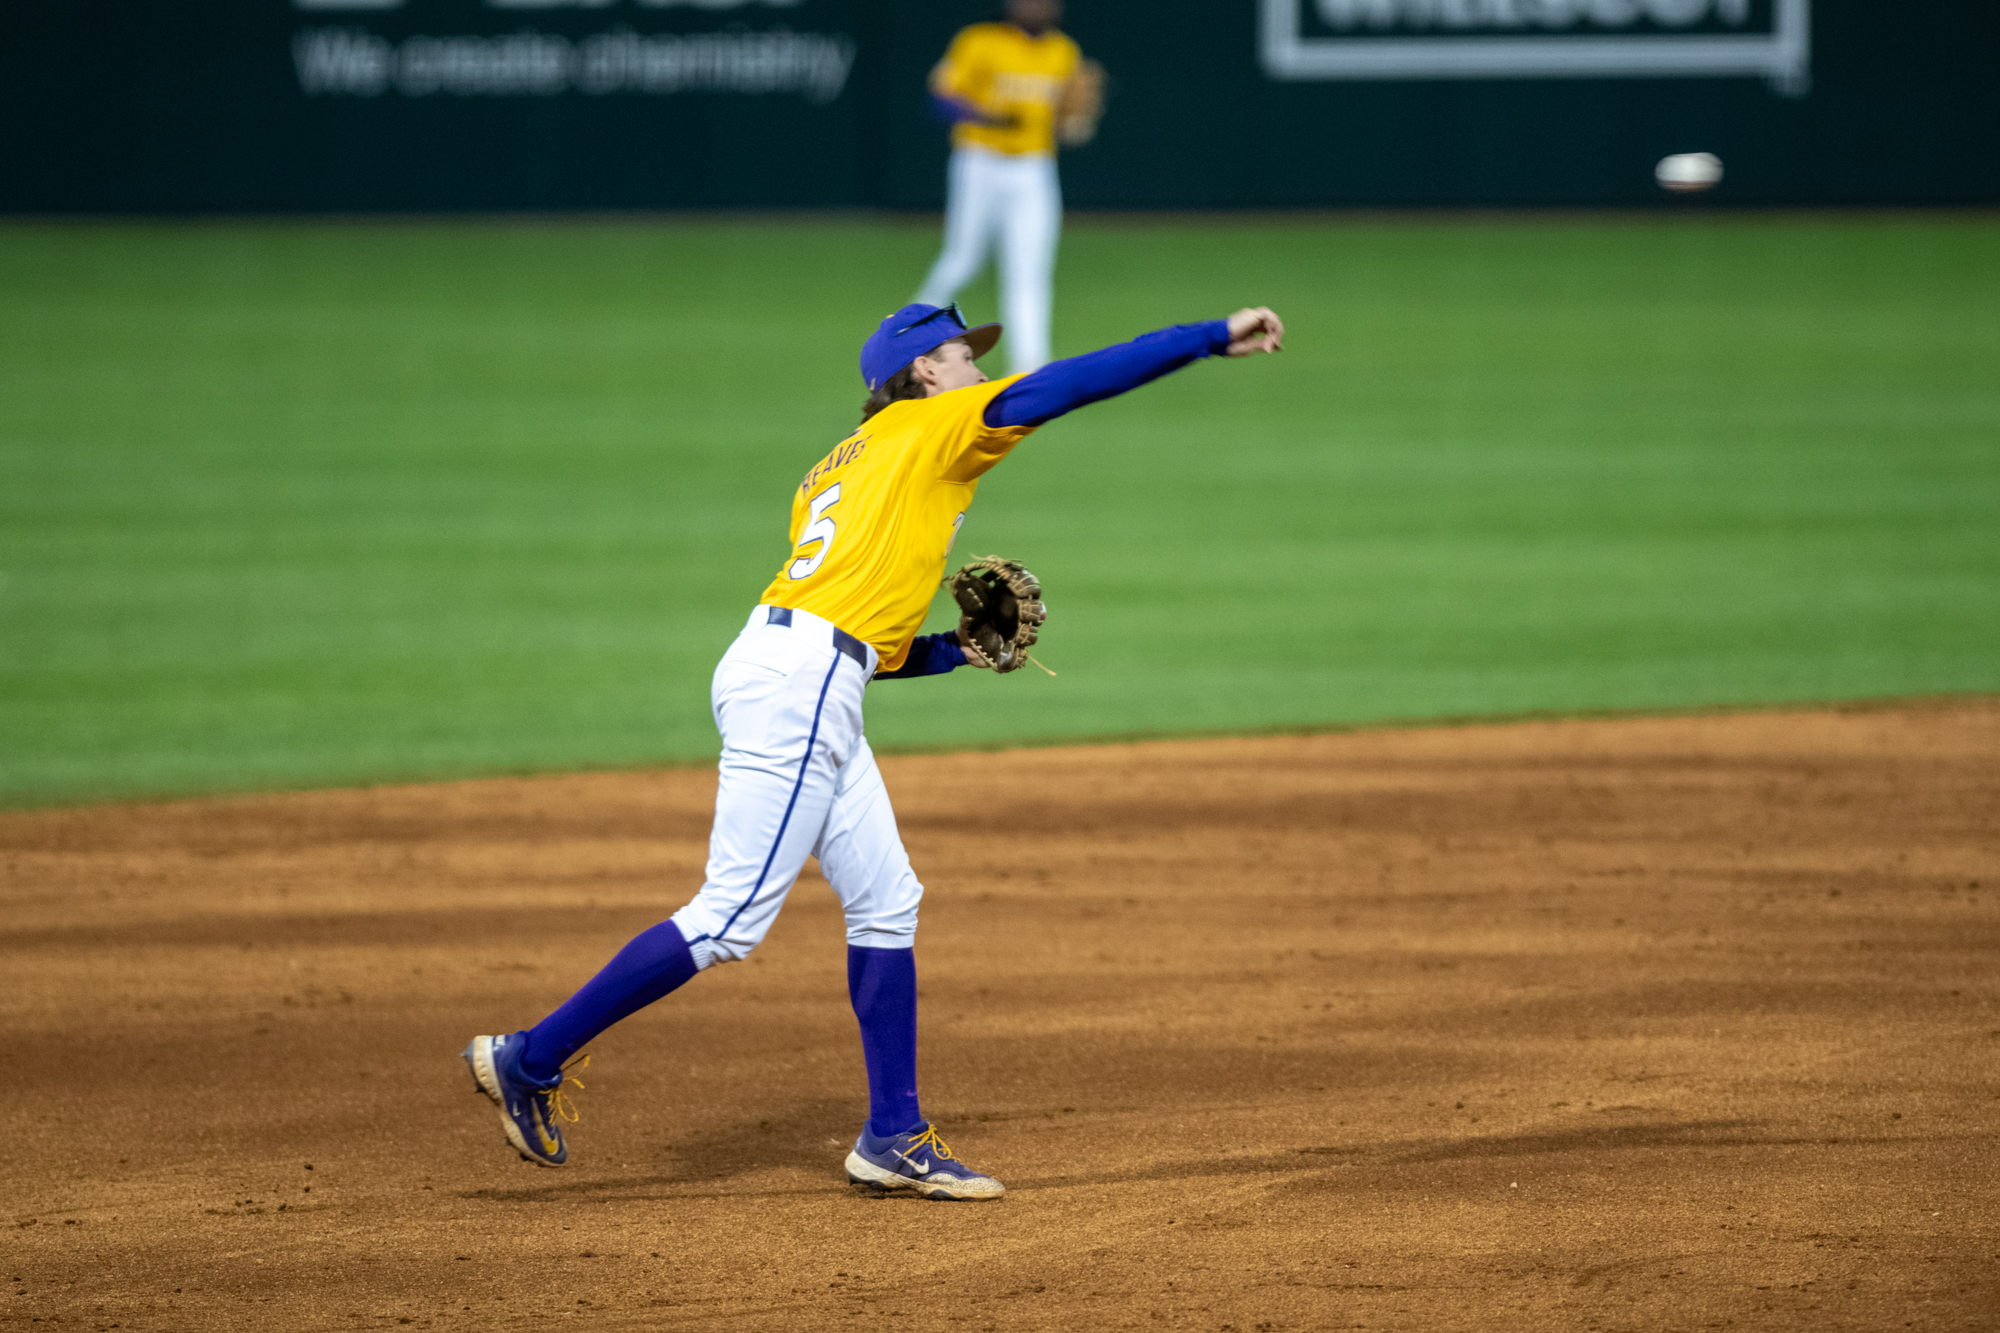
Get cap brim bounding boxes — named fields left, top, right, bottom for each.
left=963, top=323, right=1002, bottom=360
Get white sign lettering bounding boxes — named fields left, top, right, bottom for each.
left=1262, top=0, right=1809, bottom=94
left=294, top=26, right=855, bottom=103
left=487, top=1, right=807, bottom=10
left=292, top=1, right=812, bottom=10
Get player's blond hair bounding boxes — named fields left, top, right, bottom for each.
left=860, top=363, right=929, bottom=422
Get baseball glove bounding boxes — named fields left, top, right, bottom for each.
left=949, top=556, right=1048, bottom=675
left=1057, top=59, right=1105, bottom=147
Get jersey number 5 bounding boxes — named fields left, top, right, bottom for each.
left=787, top=483, right=841, bottom=580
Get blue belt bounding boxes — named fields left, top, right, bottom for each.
left=766, top=605, right=869, bottom=670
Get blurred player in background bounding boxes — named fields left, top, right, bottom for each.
left=914, top=0, right=1104, bottom=375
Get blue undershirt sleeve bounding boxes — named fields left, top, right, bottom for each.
left=873, top=632, right=969, bottom=681
left=931, top=93, right=1010, bottom=127
left=984, top=319, right=1233, bottom=429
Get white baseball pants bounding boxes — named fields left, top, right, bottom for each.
left=671, top=606, right=924, bottom=969
left=916, top=145, right=1062, bottom=375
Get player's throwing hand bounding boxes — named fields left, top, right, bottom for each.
left=1223, top=307, right=1285, bottom=357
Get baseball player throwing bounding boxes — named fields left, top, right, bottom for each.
left=465, top=300, right=1284, bottom=1200
left=915, top=0, right=1104, bottom=375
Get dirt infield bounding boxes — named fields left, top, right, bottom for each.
left=4, top=702, right=1997, bottom=1332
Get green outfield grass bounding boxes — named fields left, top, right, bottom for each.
left=2, top=214, right=1996, bottom=807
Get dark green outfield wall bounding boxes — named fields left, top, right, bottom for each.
left=2, top=1, right=1995, bottom=212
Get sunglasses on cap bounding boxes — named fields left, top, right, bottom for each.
left=894, top=303, right=969, bottom=337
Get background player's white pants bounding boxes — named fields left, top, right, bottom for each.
left=915, top=146, right=1061, bottom=375
left=671, top=607, right=922, bottom=970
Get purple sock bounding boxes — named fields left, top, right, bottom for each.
left=847, top=945, right=923, bottom=1139
left=521, top=920, right=699, bottom=1082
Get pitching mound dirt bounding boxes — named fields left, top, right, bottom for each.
left=4, top=702, right=1997, bottom=1331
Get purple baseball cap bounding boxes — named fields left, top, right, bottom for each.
left=859, top=303, right=1002, bottom=391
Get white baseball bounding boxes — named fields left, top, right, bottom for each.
left=1656, top=152, right=1724, bottom=193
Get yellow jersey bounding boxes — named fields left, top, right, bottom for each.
left=933, top=22, right=1082, bottom=158
left=760, top=376, right=1035, bottom=672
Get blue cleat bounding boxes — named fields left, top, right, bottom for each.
left=461, top=1032, right=584, bottom=1168
left=844, top=1122, right=1005, bottom=1201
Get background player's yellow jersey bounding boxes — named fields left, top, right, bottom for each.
left=933, top=23, right=1081, bottom=158
left=761, top=376, right=1034, bottom=672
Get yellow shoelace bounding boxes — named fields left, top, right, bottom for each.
left=903, top=1124, right=958, bottom=1163
left=545, top=1054, right=589, bottom=1124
